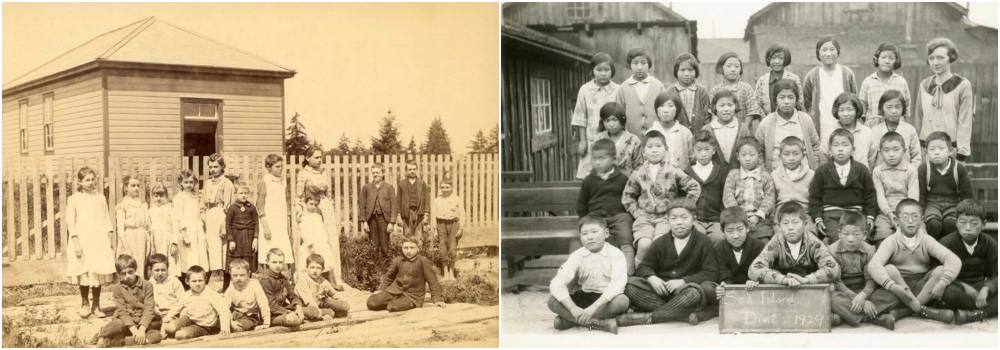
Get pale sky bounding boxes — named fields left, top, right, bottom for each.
left=2, top=3, right=499, bottom=153
left=670, top=1, right=998, bottom=39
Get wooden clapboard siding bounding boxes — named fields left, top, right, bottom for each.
left=223, top=95, right=284, bottom=153
left=106, top=89, right=181, bottom=157
left=1, top=73, right=104, bottom=167
left=745, top=3, right=997, bottom=65
left=105, top=70, right=284, bottom=97
left=503, top=2, right=685, bottom=27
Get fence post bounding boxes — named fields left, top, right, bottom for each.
left=45, top=158, right=56, bottom=259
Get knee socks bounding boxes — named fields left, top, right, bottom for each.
left=79, top=285, right=90, bottom=305
left=91, top=286, right=102, bottom=311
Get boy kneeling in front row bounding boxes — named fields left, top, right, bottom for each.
left=547, top=216, right=630, bottom=334
left=618, top=199, right=718, bottom=327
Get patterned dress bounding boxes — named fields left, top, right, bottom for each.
left=595, top=130, right=642, bottom=176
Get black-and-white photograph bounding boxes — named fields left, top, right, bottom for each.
left=500, top=2, right=998, bottom=347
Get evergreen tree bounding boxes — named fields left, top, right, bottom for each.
left=486, top=125, right=499, bottom=153
left=330, top=133, right=352, bottom=155
left=406, top=136, right=418, bottom=154
left=468, top=130, right=489, bottom=153
left=421, top=117, right=452, bottom=154
left=370, top=109, right=404, bottom=155
left=285, top=112, right=311, bottom=155
left=351, top=137, right=370, bottom=155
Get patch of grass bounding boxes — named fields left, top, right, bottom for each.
left=2, top=316, right=85, bottom=348
left=2, top=282, right=79, bottom=308
left=441, top=273, right=498, bottom=306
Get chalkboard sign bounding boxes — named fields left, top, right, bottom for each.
left=719, top=284, right=832, bottom=333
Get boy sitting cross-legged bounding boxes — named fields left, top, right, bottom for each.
left=828, top=212, right=897, bottom=329
left=577, top=138, right=636, bottom=274
left=162, top=265, right=231, bottom=340
left=748, top=202, right=840, bottom=289
left=696, top=207, right=765, bottom=324
left=617, top=199, right=718, bottom=327
left=258, top=248, right=305, bottom=327
left=147, top=253, right=184, bottom=317
left=937, top=199, right=997, bottom=324
left=367, top=238, right=445, bottom=312
left=297, top=253, right=351, bottom=320
left=866, top=199, right=961, bottom=324
left=547, top=216, right=630, bottom=334
left=95, top=254, right=162, bottom=347
left=224, top=258, right=270, bottom=332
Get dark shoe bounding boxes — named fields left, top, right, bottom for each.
left=585, top=319, right=618, bottom=334
left=615, top=312, right=652, bottom=327
left=688, top=309, right=715, bottom=325
left=553, top=316, right=575, bottom=331
left=830, top=314, right=842, bottom=327
left=919, top=307, right=955, bottom=324
left=955, top=309, right=986, bottom=325
left=868, top=314, right=895, bottom=330
left=890, top=308, right=914, bottom=320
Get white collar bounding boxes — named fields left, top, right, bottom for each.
left=964, top=239, right=978, bottom=253
left=835, top=161, right=851, bottom=173
left=936, top=158, right=953, bottom=175
left=777, top=114, right=799, bottom=125
left=787, top=240, right=803, bottom=257
left=711, top=118, right=738, bottom=129
left=674, top=235, right=691, bottom=252
left=581, top=243, right=611, bottom=257
left=596, top=168, right=615, bottom=180
left=692, top=162, right=713, bottom=172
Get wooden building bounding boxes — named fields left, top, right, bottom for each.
left=503, top=2, right=698, bottom=85
left=501, top=22, right=591, bottom=182
left=2, top=17, right=296, bottom=172
left=744, top=2, right=998, bottom=65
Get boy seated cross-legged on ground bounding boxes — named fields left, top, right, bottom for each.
left=95, top=254, right=162, bottom=347
left=577, top=138, right=636, bottom=274
left=367, top=238, right=445, bottom=312
left=296, top=253, right=351, bottom=320
left=224, top=258, right=270, bottom=333
left=147, top=253, right=184, bottom=318
left=828, top=212, right=897, bottom=329
left=259, top=248, right=306, bottom=327
left=162, top=265, right=231, bottom=340
left=937, top=199, right=997, bottom=324
left=617, top=199, right=718, bottom=327
left=697, top=207, right=766, bottom=323
left=547, top=216, right=630, bottom=334
left=866, top=198, right=961, bottom=324
left=748, top=202, right=840, bottom=290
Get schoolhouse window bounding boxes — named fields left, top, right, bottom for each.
left=43, top=93, right=54, bottom=151
left=530, top=77, right=552, bottom=134
left=566, top=2, right=592, bottom=21
left=181, top=99, right=222, bottom=158
left=181, top=101, right=219, bottom=120
left=18, top=99, right=28, bottom=153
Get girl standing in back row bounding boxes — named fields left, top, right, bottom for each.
left=66, top=166, right=116, bottom=318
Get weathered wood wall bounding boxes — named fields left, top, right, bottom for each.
left=503, top=2, right=685, bottom=27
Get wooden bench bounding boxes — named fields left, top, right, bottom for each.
left=501, top=181, right=581, bottom=277
left=967, top=163, right=998, bottom=237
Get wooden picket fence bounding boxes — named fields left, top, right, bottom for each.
left=2, top=153, right=499, bottom=264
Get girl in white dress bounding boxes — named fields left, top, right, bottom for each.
left=65, top=166, right=116, bottom=318
left=256, top=154, right=294, bottom=271
left=116, top=175, right=151, bottom=279
left=149, top=182, right=181, bottom=277
left=202, top=153, right=234, bottom=275
left=296, top=147, right=344, bottom=289
left=174, top=169, right=208, bottom=276
left=298, top=189, right=335, bottom=277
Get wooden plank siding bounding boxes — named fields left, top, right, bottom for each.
left=745, top=3, right=997, bottom=65
left=503, top=2, right=685, bottom=27
left=501, top=36, right=590, bottom=182
left=2, top=73, right=105, bottom=169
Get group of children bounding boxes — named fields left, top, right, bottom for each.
left=64, top=152, right=460, bottom=346
left=552, top=36, right=992, bottom=334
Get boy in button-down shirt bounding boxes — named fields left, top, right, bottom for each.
left=828, top=212, right=897, bottom=329
left=432, top=178, right=466, bottom=281
left=366, top=239, right=445, bottom=313
left=96, top=254, right=162, bottom=347
left=871, top=132, right=920, bottom=244
left=547, top=216, right=629, bottom=334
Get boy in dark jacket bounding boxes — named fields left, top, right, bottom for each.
left=918, top=132, right=973, bottom=239
left=367, top=238, right=445, bottom=312
left=617, top=199, right=718, bottom=327
left=808, top=128, right=878, bottom=243
left=96, top=254, right=162, bottom=347
left=749, top=202, right=840, bottom=287
left=692, top=207, right=764, bottom=324
left=685, top=130, right=729, bottom=244
left=258, top=249, right=304, bottom=327
left=226, top=183, right=259, bottom=273
left=577, top=138, right=635, bottom=274
left=938, top=199, right=997, bottom=324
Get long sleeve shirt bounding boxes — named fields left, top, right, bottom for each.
left=295, top=273, right=338, bottom=307
left=828, top=240, right=878, bottom=298
left=808, top=160, right=879, bottom=221
left=164, top=288, right=230, bottom=329
left=149, top=276, right=184, bottom=315
left=915, top=75, right=974, bottom=158
left=549, top=243, right=628, bottom=305
left=635, top=231, right=718, bottom=284
left=224, top=279, right=271, bottom=325
left=577, top=168, right=629, bottom=217
left=918, top=158, right=973, bottom=205
left=772, top=165, right=814, bottom=210
left=379, top=255, right=443, bottom=307
left=112, top=279, right=157, bottom=329
left=622, top=161, right=701, bottom=218
left=722, top=167, right=776, bottom=220
left=749, top=232, right=840, bottom=284
left=225, top=201, right=259, bottom=243
left=868, top=120, right=922, bottom=166
left=872, top=162, right=920, bottom=216
left=867, top=231, right=961, bottom=288
left=940, top=232, right=998, bottom=294
left=258, top=269, right=303, bottom=316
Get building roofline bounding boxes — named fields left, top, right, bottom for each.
left=502, top=21, right=591, bottom=63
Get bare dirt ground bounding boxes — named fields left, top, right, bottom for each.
left=502, top=256, right=998, bottom=348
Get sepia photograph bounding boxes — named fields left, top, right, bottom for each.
left=2, top=2, right=499, bottom=348
left=500, top=1, right=998, bottom=347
